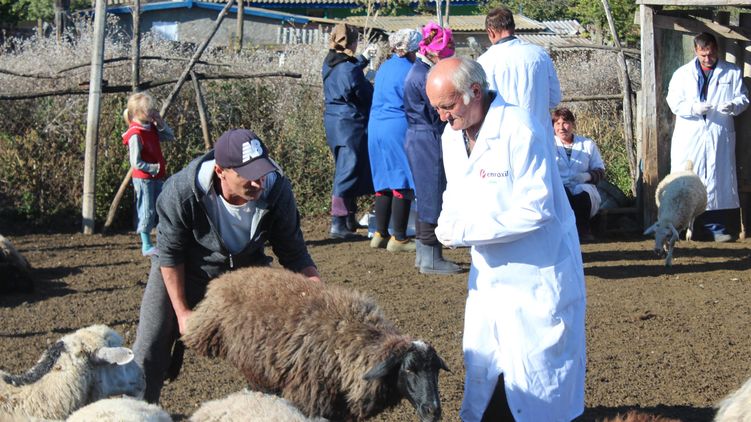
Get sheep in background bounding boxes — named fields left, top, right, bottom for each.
left=643, top=160, right=707, bottom=266
left=182, top=267, right=449, bottom=422
left=0, top=325, right=145, bottom=420
left=67, top=397, right=172, bottom=422
left=190, top=389, right=328, bottom=422
left=714, top=375, right=751, bottom=422
left=601, top=410, right=682, bottom=422
left=0, top=234, right=33, bottom=294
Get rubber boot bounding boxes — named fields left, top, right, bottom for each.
left=419, top=242, right=461, bottom=275
left=139, top=232, right=158, bottom=257
left=346, top=213, right=363, bottom=232
left=330, top=216, right=356, bottom=239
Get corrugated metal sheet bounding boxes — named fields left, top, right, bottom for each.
left=344, top=14, right=543, bottom=32
left=516, top=33, right=594, bottom=48
left=541, top=19, right=583, bottom=36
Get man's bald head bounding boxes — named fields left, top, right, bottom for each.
left=426, top=57, right=489, bottom=131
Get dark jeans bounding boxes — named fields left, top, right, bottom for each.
left=481, top=374, right=515, bottom=422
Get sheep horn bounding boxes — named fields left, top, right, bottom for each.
left=92, top=347, right=135, bottom=365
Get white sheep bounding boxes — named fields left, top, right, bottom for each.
left=67, top=397, right=172, bottom=422
left=0, top=234, right=33, bottom=294
left=190, top=389, right=328, bottom=422
left=643, top=160, right=707, bottom=266
left=715, top=375, right=751, bottom=422
left=182, top=266, right=449, bottom=422
left=0, top=325, right=145, bottom=420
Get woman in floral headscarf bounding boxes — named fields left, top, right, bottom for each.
left=322, top=23, right=374, bottom=239
left=402, top=22, right=459, bottom=275
left=367, top=28, right=422, bottom=253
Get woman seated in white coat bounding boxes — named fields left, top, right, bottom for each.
left=552, top=107, right=606, bottom=242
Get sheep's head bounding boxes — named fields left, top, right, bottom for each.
left=643, top=222, right=679, bottom=258
left=61, top=325, right=146, bottom=401
left=363, top=340, right=449, bottom=422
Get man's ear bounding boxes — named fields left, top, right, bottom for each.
left=471, top=83, right=482, bottom=100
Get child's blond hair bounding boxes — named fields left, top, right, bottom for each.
left=126, top=92, right=157, bottom=124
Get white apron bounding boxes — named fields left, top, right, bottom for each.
left=666, top=58, right=749, bottom=210
left=438, top=96, right=586, bottom=422
left=554, top=135, right=605, bottom=217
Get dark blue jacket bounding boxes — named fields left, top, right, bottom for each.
left=322, top=51, right=374, bottom=197
left=403, top=58, right=448, bottom=224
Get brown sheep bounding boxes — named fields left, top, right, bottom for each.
left=182, top=266, right=449, bottom=421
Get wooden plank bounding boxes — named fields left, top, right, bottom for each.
left=640, top=5, right=660, bottom=227
left=82, top=0, right=107, bottom=235
left=653, top=14, right=751, bottom=42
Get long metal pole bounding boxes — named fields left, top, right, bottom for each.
left=82, top=0, right=107, bottom=234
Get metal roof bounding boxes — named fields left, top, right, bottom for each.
left=516, top=33, right=594, bottom=48
left=106, top=1, right=348, bottom=26
left=541, top=19, right=584, bottom=36
left=109, top=0, right=478, bottom=6
left=343, top=14, right=544, bottom=33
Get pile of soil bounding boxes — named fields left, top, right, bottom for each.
left=1, top=217, right=750, bottom=421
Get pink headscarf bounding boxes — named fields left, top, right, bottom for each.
left=419, top=22, right=454, bottom=59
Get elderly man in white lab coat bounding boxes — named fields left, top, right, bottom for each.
left=477, top=6, right=561, bottom=146
left=426, top=57, right=586, bottom=422
left=666, top=31, right=749, bottom=242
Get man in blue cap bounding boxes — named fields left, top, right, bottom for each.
left=132, top=128, right=320, bottom=403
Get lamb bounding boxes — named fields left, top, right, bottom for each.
left=67, top=397, right=172, bottom=422
left=190, top=389, right=328, bottom=422
left=714, top=375, right=751, bottom=421
left=643, top=160, right=707, bottom=266
left=601, top=410, right=682, bottom=422
left=0, top=325, right=145, bottom=420
left=182, top=266, right=449, bottom=422
left=0, top=234, right=34, bottom=294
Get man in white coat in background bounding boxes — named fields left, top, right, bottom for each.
left=426, top=57, right=586, bottom=422
left=666, top=31, right=749, bottom=242
left=477, top=6, right=561, bottom=145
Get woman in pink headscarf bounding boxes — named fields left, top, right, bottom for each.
left=402, top=22, right=459, bottom=275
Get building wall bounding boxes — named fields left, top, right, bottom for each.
left=114, top=8, right=309, bottom=47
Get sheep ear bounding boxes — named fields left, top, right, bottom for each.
left=643, top=223, right=657, bottom=235
left=363, top=354, right=402, bottom=381
left=437, top=354, right=450, bottom=373
left=92, top=347, right=135, bottom=365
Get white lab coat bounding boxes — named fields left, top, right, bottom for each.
left=477, top=38, right=561, bottom=146
left=437, top=95, right=586, bottom=422
left=666, top=57, right=749, bottom=210
left=555, top=135, right=605, bottom=217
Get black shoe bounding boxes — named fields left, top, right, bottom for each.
left=346, top=213, right=363, bottom=231
left=330, top=216, right=357, bottom=239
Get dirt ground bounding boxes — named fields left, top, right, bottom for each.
left=1, top=216, right=751, bottom=422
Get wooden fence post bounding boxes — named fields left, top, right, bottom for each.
left=81, top=0, right=106, bottom=234
left=601, top=0, right=637, bottom=196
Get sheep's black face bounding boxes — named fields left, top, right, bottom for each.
left=397, top=342, right=449, bottom=422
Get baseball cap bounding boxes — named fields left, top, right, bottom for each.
left=214, top=129, right=278, bottom=180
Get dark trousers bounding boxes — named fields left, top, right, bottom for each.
left=481, top=374, right=515, bottom=422
left=565, top=187, right=592, bottom=235
left=416, top=219, right=439, bottom=245
left=132, top=258, right=209, bottom=403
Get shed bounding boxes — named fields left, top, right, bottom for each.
left=638, top=1, right=751, bottom=238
